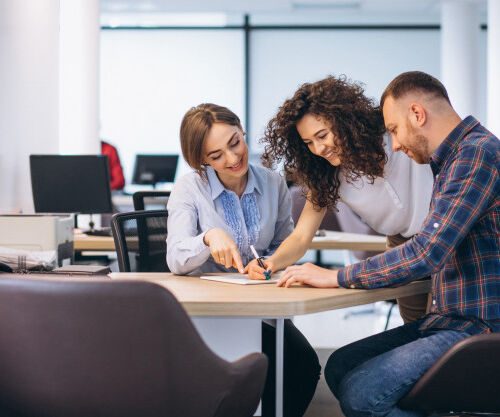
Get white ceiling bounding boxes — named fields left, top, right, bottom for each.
left=100, top=0, right=486, bottom=25
left=101, top=0, right=442, bottom=13
left=100, top=0, right=485, bottom=14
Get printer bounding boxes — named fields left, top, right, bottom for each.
left=0, top=214, right=74, bottom=267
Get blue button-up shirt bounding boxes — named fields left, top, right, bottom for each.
left=338, top=116, right=500, bottom=335
left=167, top=164, right=293, bottom=275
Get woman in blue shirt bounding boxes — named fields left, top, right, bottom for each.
left=167, top=103, right=320, bottom=417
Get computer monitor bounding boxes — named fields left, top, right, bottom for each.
left=30, top=155, right=113, bottom=214
left=132, top=154, right=179, bottom=187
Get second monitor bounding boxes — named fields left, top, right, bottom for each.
left=132, top=154, right=179, bottom=187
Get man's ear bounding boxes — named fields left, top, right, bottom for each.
left=409, top=103, right=427, bottom=128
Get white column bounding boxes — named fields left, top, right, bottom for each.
left=441, top=0, right=480, bottom=118
left=487, top=0, right=500, bottom=137
left=59, top=0, right=100, bottom=154
left=0, top=0, right=60, bottom=212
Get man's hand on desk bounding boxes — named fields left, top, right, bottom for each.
left=277, top=263, right=340, bottom=288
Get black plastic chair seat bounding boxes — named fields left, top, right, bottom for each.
left=399, top=332, right=500, bottom=415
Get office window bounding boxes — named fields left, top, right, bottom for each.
left=100, top=29, right=245, bottom=182
left=249, top=29, right=442, bottom=151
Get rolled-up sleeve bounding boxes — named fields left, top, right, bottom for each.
left=338, top=144, right=497, bottom=289
left=166, top=184, right=211, bottom=275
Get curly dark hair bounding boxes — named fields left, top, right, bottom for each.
left=261, top=75, right=387, bottom=209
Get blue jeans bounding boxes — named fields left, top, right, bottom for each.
left=324, top=320, right=470, bottom=417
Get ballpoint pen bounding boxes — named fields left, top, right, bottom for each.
left=250, top=245, right=271, bottom=279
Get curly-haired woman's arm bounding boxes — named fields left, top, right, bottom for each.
left=246, top=192, right=326, bottom=279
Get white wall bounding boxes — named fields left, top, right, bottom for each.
left=99, top=29, right=245, bottom=184
left=0, top=0, right=60, bottom=213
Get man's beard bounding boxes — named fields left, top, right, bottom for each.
left=404, top=121, right=431, bottom=164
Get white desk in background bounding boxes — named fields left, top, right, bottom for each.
left=73, top=230, right=387, bottom=253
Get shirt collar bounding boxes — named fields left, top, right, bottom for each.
left=206, top=164, right=262, bottom=200
left=429, top=115, right=479, bottom=175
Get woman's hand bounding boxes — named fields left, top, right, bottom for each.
left=204, top=228, right=244, bottom=272
left=277, top=263, right=339, bottom=288
left=244, top=258, right=275, bottom=280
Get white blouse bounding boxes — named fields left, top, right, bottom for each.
left=338, top=135, right=434, bottom=238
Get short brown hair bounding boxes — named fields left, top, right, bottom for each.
left=380, top=71, right=451, bottom=108
left=180, top=103, right=241, bottom=176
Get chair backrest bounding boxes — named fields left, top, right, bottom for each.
left=111, top=210, right=168, bottom=272
left=399, top=332, right=500, bottom=414
left=0, top=276, right=267, bottom=417
left=132, top=191, right=170, bottom=211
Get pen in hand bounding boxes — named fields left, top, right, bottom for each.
left=250, top=245, right=271, bottom=279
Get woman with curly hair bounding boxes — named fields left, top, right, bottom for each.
left=245, top=75, right=434, bottom=323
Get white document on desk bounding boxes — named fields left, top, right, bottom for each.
left=201, top=271, right=282, bottom=285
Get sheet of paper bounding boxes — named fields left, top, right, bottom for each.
left=201, top=271, right=282, bottom=285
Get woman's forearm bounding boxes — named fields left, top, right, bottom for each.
left=267, top=231, right=311, bottom=271
left=268, top=195, right=326, bottom=271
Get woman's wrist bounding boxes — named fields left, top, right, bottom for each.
left=203, top=228, right=214, bottom=246
left=266, top=255, right=281, bottom=270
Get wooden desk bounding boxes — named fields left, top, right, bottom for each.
left=74, top=230, right=387, bottom=253
left=109, top=272, right=430, bottom=417
left=108, top=272, right=427, bottom=316
left=73, top=234, right=116, bottom=251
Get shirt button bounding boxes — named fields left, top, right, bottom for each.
left=433, top=223, right=439, bottom=228
left=350, top=285, right=355, bottom=289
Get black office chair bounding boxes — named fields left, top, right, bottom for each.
left=399, top=332, right=500, bottom=416
left=0, top=276, right=267, bottom=417
left=132, top=190, right=170, bottom=211
left=111, top=210, right=168, bottom=272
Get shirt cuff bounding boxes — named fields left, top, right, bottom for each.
left=337, top=265, right=359, bottom=289
left=194, top=232, right=210, bottom=256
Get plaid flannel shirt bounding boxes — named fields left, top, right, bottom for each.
left=337, top=116, right=500, bottom=335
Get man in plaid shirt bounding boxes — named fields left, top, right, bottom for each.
left=277, top=71, right=499, bottom=416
